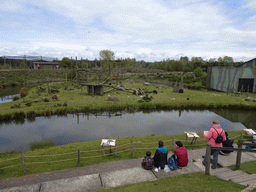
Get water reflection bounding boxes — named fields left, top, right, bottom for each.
left=0, top=109, right=248, bottom=152
left=0, top=94, right=21, bottom=104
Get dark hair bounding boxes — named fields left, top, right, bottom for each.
left=176, top=141, right=183, bottom=147
left=158, top=140, right=164, bottom=147
left=225, top=132, right=228, bottom=137
left=146, top=151, right=151, bottom=156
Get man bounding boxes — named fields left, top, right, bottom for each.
left=153, top=140, right=168, bottom=169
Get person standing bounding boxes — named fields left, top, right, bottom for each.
left=202, top=120, right=226, bottom=169
left=174, top=141, right=188, bottom=167
left=153, top=140, right=168, bottom=169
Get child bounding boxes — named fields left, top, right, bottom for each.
left=141, top=151, right=154, bottom=170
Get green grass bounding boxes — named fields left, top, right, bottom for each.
left=0, top=131, right=244, bottom=179
left=229, top=160, right=256, bottom=174
left=0, top=81, right=256, bottom=119
left=96, top=172, right=247, bottom=192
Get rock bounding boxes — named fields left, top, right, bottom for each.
left=245, top=97, right=253, bottom=101
left=144, top=82, right=150, bottom=86
left=108, top=95, right=119, bottom=101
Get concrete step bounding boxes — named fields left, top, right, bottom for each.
left=230, top=174, right=256, bottom=184
left=239, top=179, right=256, bottom=186
left=100, top=167, right=157, bottom=189
left=215, top=170, right=248, bottom=181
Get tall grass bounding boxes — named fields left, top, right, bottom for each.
left=29, top=139, right=55, bottom=151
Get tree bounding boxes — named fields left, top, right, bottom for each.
left=223, top=56, right=234, bottom=65
left=193, top=67, right=204, bottom=77
left=60, top=57, right=71, bottom=68
left=180, top=56, right=189, bottom=66
left=99, top=50, right=115, bottom=76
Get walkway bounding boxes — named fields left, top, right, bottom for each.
left=0, top=147, right=255, bottom=192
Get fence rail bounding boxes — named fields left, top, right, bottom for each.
left=204, top=140, right=256, bottom=174
left=0, top=134, right=250, bottom=174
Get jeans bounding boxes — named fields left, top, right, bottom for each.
left=202, top=149, right=220, bottom=169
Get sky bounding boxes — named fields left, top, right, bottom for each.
left=1, top=0, right=256, bottom=62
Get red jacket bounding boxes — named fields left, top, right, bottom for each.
left=174, top=147, right=188, bottom=167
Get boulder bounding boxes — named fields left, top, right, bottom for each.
left=108, top=95, right=119, bottom=101
left=245, top=97, right=253, bottom=101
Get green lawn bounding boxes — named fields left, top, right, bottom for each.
left=96, top=172, right=247, bottom=192
left=0, top=131, right=245, bottom=179
left=0, top=81, right=256, bottom=118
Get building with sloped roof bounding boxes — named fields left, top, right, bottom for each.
left=207, top=58, right=256, bottom=93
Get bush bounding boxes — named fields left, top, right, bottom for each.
left=27, top=111, right=36, bottom=119
left=13, top=96, right=19, bottom=101
left=44, top=98, right=49, bottom=102
left=19, top=87, right=28, bottom=98
left=13, top=111, right=26, bottom=120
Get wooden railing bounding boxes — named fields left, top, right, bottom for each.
left=204, top=140, right=256, bottom=174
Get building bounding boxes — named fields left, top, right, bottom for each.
left=32, top=62, right=60, bottom=69
left=207, top=58, right=256, bottom=93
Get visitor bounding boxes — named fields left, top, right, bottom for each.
left=219, top=132, right=233, bottom=155
left=141, top=151, right=154, bottom=170
left=202, top=120, right=226, bottom=169
left=174, top=141, right=188, bottom=167
left=153, top=140, right=168, bottom=169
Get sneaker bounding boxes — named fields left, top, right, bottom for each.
left=211, top=166, right=216, bottom=169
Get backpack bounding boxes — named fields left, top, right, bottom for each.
left=168, top=154, right=178, bottom=170
left=213, top=128, right=223, bottom=143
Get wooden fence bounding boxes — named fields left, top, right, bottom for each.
left=204, top=141, right=256, bottom=174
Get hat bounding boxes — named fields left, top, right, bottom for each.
left=212, top=120, right=219, bottom=124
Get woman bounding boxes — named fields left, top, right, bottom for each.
left=202, top=120, right=226, bottom=169
left=174, top=141, right=188, bottom=167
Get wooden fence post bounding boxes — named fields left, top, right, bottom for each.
left=21, top=154, right=26, bottom=173
left=172, top=136, right=175, bottom=151
left=131, top=140, right=133, bottom=157
left=236, top=140, right=242, bottom=169
left=77, top=149, right=80, bottom=166
left=115, top=143, right=117, bottom=155
left=205, top=144, right=211, bottom=175
left=241, top=132, right=243, bottom=141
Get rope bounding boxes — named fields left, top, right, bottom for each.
left=24, top=152, right=76, bottom=157
left=0, top=164, right=22, bottom=170
left=0, top=157, right=20, bottom=163
left=25, top=158, right=78, bottom=164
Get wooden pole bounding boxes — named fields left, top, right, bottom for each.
left=21, top=154, right=27, bottom=173
left=131, top=140, right=133, bottom=157
left=205, top=144, right=211, bottom=175
left=241, top=132, right=243, bottom=141
left=236, top=140, right=242, bottom=169
left=115, top=143, right=117, bottom=155
left=101, top=146, right=106, bottom=156
left=77, top=149, right=80, bottom=166
left=172, top=136, right=175, bottom=151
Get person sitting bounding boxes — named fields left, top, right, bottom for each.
left=219, top=132, right=234, bottom=155
left=141, top=151, right=154, bottom=170
left=153, top=140, right=168, bottom=169
left=174, top=141, right=188, bottom=167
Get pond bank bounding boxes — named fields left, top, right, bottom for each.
left=0, top=81, right=256, bottom=122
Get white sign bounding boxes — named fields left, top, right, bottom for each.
left=101, top=139, right=116, bottom=146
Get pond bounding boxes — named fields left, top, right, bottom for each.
left=0, top=94, right=21, bottom=104
left=0, top=109, right=253, bottom=152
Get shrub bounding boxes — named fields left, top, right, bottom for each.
left=13, top=111, right=26, bottom=120
left=3, top=114, right=12, bottom=121
left=44, top=98, right=49, bottom=102
left=13, top=96, right=19, bottom=101
left=27, top=111, right=36, bottom=119
left=19, top=87, right=28, bottom=98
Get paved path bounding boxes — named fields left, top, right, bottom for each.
left=0, top=147, right=255, bottom=192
